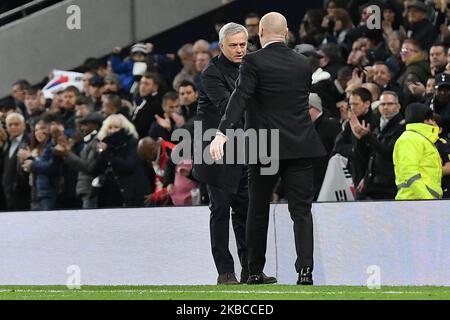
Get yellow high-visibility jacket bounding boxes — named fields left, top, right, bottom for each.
left=393, top=123, right=443, bottom=200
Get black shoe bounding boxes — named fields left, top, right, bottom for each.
left=240, top=268, right=249, bottom=284
left=247, top=273, right=277, bottom=285
left=297, top=267, right=313, bottom=285
left=217, top=272, right=239, bottom=285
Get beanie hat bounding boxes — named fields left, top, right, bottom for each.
left=405, top=103, right=433, bottom=124
left=131, top=43, right=148, bottom=55
left=308, top=93, right=323, bottom=113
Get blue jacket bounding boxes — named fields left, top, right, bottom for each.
left=111, top=54, right=135, bottom=92
left=31, top=140, right=62, bottom=199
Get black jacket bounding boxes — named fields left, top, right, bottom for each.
left=407, top=19, right=439, bottom=52
left=313, top=115, right=342, bottom=199
left=1, top=134, right=31, bottom=210
left=333, top=109, right=378, bottom=185
left=193, top=54, right=245, bottom=193
left=362, top=113, right=405, bottom=199
left=132, top=93, right=163, bottom=139
left=218, top=42, right=326, bottom=161
left=92, top=129, right=150, bottom=207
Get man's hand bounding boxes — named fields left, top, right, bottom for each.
left=155, top=113, right=172, bottom=131
left=171, top=112, right=185, bottom=128
left=357, top=178, right=365, bottom=193
left=144, top=194, right=153, bottom=206
left=97, top=141, right=108, bottom=153
left=112, top=46, right=122, bottom=54
left=22, top=159, right=33, bottom=173
left=210, top=134, right=228, bottom=161
left=407, top=82, right=425, bottom=96
left=349, top=113, right=370, bottom=140
left=18, top=148, right=32, bottom=162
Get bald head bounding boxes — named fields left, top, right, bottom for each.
left=259, top=12, right=288, bottom=47
left=137, top=137, right=159, bottom=162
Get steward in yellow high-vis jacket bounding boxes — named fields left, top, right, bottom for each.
left=393, top=103, right=443, bottom=200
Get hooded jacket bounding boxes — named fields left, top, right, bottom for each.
left=393, top=123, right=443, bottom=200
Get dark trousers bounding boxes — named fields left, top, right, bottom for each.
left=207, top=169, right=248, bottom=275
left=247, top=158, right=314, bottom=275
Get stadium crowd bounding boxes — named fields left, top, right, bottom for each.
left=1, top=0, right=450, bottom=211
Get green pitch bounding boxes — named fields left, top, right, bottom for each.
left=0, top=285, right=448, bottom=300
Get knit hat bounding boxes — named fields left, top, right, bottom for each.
left=294, top=44, right=323, bottom=59
left=404, top=103, right=433, bottom=124
left=131, top=43, right=148, bottom=55
left=309, top=93, right=323, bottom=113
left=104, top=73, right=120, bottom=86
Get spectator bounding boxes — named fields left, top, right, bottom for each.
left=193, top=39, right=211, bottom=58
left=22, top=113, right=63, bottom=210
left=103, top=73, right=131, bottom=101
left=111, top=43, right=148, bottom=92
left=75, top=96, right=94, bottom=122
left=82, top=70, right=96, bottom=97
left=357, top=91, right=405, bottom=199
left=320, top=43, right=346, bottom=80
left=429, top=72, right=450, bottom=137
left=333, top=87, right=378, bottom=195
left=137, top=136, right=175, bottom=206
left=308, top=93, right=342, bottom=199
left=405, top=1, right=439, bottom=51
left=24, top=86, right=45, bottom=132
left=397, top=39, right=431, bottom=106
left=102, top=93, right=130, bottom=120
left=0, top=113, right=30, bottom=210
left=92, top=114, right=150, bottom=207
left=321, top=8, right=354, bottom=55
left=17, top=119, right=50, bottom=210
left=173, top=44, right=196, bottom=90
left=60, top=86, right=81, bottom=137
left=429, top=42, right=448, bottom=76
left=149, top=91, right=180, bottom=142
left=373, top=61, right=403, bottom=100
left=11, top=79, right=30, bottom=116
left=298, top=9, right=325, bottom=46
left=362, top=82, right=382, bottom=113
left=393, top=102, right=442, bottom=199
left=433, top=113, right=450, bottom=198
left=89, top=76, right=105, bottom=112
left=385, top=31, right=405, bottom=78
left=132, top=72, right=164, bottom=138
left=177, top=80, right=199, bottom=134
left=194, top=51, right=212, bottom=91
left=382, top=0, right=405, bottom=36
left=57, top=112, right=103, bottom=209
left=347, top=37, right=370, bottom=67
left=294, top=44, right=337, bottom=118
left=330, top=66, right=353, bottom=111
left=245, top=13, right=261, bottom=52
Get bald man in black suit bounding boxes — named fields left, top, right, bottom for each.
left=210, top=12, right=326, bottom=285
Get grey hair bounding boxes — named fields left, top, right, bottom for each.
left=5, top=112, right=25, bottom=125
left=219, top=22, right=248, bottom=44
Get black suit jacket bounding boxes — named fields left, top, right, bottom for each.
left=1, top=134, right=31, bottom=209
left=193, top=54, right=245, bottom=193
left=218, top=42, right=326, bottom=161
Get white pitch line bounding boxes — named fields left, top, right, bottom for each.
left=0, top=289, right=447, bottom=295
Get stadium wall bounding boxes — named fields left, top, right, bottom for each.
left=0, top=201, right=448, bottom=286
left=0, top=0, right=229, bottom=97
